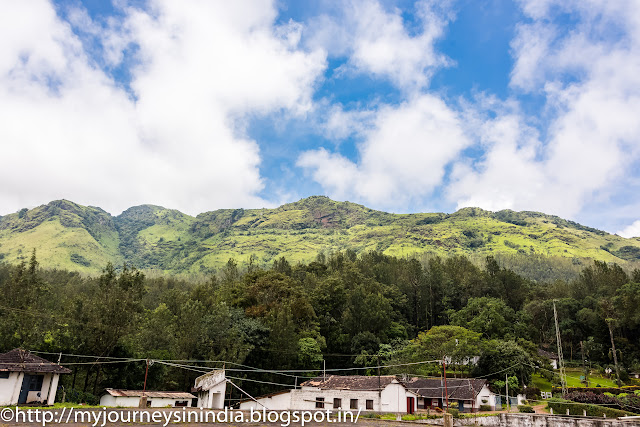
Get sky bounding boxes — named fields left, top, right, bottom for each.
left=1, top=0, right=640, bottom=237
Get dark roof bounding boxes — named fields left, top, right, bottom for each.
left=104, top=389, right=195, bottom=399
left=538, top=349, right=558, bottom=360
left=301, top=375, right=398, bottom=391
left=0, top=349, right=71, bottom=374
left=405, top=378, right=487, bottom=401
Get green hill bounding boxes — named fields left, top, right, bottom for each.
left=1, top=196, right=639, bottom=278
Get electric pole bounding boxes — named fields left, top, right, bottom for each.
left=553, top=300, right=567, bottom=396
left=505, top=373, right=509, bottom=413
left=606, top=319, right=622, bottom=387
left=580, top=341, right=588, bottom=386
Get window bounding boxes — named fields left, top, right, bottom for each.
left=366, top=400, right=373, bottom=410
left=315, top=397, right=324, bottom=409
left=0, top=372, right=9, bottom=379
left=333, top=398, right=342, bottom=409
left=350, top=399, right=358, bottom=409
left=28, top=375, right=44, bottom=391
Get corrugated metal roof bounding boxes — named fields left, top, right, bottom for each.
left=0, top=349, right=71, bottom=374
left=105, top=389, right=195, bottom=399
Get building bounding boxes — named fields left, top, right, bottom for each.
left=99, top=389, right=195, bottom=407
left=404, top=377, right=496, bottom=412
left=538, top=349, right=559, bottom=370
left=0, top=348, right=71, bottom=406
left=192, top=370, right=226, bottom=409
left=239, top=375, right=419, bottom=414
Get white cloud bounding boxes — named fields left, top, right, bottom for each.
left=0, top=0, right=326, bottom=215
left=448, top=0, right=640, bottom=220
left=618, top=220, right=640, bottom=238
left=298, top=94, right=470, bottom=208
left=305, top=0, right=453, bottom=91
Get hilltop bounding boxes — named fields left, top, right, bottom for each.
left=1, top=196, right=639, bottom=279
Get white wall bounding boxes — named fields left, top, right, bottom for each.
left=47, top=374, right=60, bottom=405
left=239, top=392, right=292, bottom=411
left=0, top=372, right=22, bottom=406
left=99, top=395, right=192, bottom=408
left=0, top=372, right=61, bottom=406
left=239, top=384, right=417, bottom=413
left=194, top=371, right=226, bottom=409
left=475, top=385, right=496, bottom=410
left=100, top=395, right=141, bottom=407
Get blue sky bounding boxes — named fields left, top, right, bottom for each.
left=1, top=0, right=640, bottom=237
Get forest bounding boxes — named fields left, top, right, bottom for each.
left=0, top=249, right=639, bottom=406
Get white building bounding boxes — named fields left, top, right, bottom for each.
left=239, top=375, right=419, bottom=414
left=193, top=370, right=226, bottom=409
left=0, top=349, right=71, bottom=406
left=538, top=349, right=559, bottom=370
left=404, top=377, right=496, bottom=412
left=99, top=389, right=195, bottom=407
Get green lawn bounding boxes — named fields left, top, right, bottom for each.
left=532, top=370, right=619, bottom=392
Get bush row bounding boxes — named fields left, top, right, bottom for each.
left=546, top=398, right=635, bottom=418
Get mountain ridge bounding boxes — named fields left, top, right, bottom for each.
left=0, top=196, right=638, bottom=277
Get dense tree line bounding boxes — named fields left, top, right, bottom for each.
left=0, top=250, right=639, bottom=403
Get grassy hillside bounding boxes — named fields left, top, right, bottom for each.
left=1, top=196, right=639, bottom=278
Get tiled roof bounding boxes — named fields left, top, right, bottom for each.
left=404, top=378, right=487, bottom=401
left=104, top=389, right=195, bottom=399
left=0, top=349, right=71, bottom=374
left=538, top=349, right=558, bottom=360
left=301, top=375, right=398, bottom=391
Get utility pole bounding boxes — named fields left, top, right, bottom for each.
left=505, top=374, right=509, bottom=413
left=323, top=360, right=326, bottom=381
left=606, top=319, right=622, bottom=387
left=580, top=341, right=588, bottom=386
left=553, top=300, right=567, bottom=396
left=143, top=359, right=149, bottom=393
left=377, top=355, right=381, bottom=391
left=443, top=359, right=449, bottom=410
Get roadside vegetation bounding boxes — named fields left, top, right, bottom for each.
left=0, top=248, right=639, bottom=412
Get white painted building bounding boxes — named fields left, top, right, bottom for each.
left=239, top=375, right=419, bottom=414
left=99, top=389, right=195, bottom=407
left=405, top=377, right=497, bottom=412
left=0, top=349, right=71, bottom=406
left=538, top=349, right=559, bottom=370
left=192, top=370, right=226, bottom=409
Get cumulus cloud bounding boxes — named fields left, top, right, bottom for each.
left=305, top=0, right=453, bottom=91
left=448, top=0, right=640, bottom=219
left=0, top=0, right=326, bottom=215
left=618, top=220, right=640, bottom=238
left=298, top=94, right=470, bottom=208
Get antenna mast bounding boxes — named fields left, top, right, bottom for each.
left=553, top=300, right=567, bottom=396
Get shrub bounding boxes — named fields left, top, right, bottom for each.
left=446, top=408, right=460, bottom=418
left=61, top=388, right=100, bottom=406
left=546, top=398, right=635, bottom=418
left=518, top=405, right=534, bottom=413
left=479, top=405, right=492, bottom=411
left=525, top=386, right=541, bottom=400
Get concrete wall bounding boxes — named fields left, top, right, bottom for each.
left=239, top=384, right=417, bottom=413
left=430, top=413, right=637, bottom=427
left=0, top=372, right=22, bottom=406
left=0, top=372, right=60, bottom=406
left=194, top=371, right=226, bottom=409
left=240, top=392, right=292, bottom=410
left=100, top=395, right=141, bottom=407
left=475, top=385, right=496, bottom=410
left=99, top=395, right=192, bottom=408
